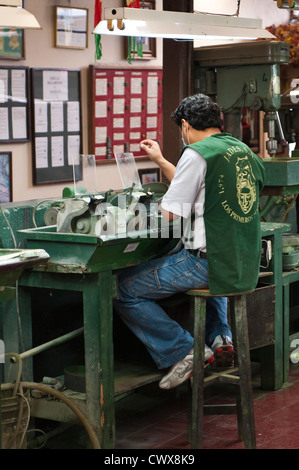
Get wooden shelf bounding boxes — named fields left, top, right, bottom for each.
left=30, top=361, right=162, bottom=424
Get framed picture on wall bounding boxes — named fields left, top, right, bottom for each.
left=0, top=29, right=24, bottom=60
left=125, top=1, right=156, bottom=60
left=138, top=167, right=160, bottom=184
left=0, top=152, right=12, bottom=202
left=55, top=6, right=88, bottom=49
left=0, top=0, right=25, bottom=59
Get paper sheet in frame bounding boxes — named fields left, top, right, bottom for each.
left=11, top=69, right=26, bottom=102
left=35, top=137, right=48, bottom=169
left=43, top=70, right=68, bottom=102
left=12, top=107, right=27, bottom=139
left=0, top=70, right=8, bottom=103
left=0, top=108, right=9, bottom=140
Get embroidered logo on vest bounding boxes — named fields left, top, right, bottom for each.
left=236, top=155, right=256, bottom=215
left=219, top=146, right=258, bottom=223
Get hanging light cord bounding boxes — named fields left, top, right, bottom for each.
left=194, top=0, right=241, bottom=17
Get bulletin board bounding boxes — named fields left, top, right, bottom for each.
left=0, top=66, right=30, bottom=143
left=31, top=68, right=83, bottom=185
left=88, top=66, right=163, bottom=161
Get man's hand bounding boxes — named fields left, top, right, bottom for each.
left=139, top=139, right=163, bottom=164
left=139, top=139, right=176, bottom=182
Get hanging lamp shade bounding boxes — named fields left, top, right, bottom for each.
left=0, top=0, right=41, bottom=29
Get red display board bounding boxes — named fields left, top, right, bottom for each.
left=89, top=66, right=163, bottom=161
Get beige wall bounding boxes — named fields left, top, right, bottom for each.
left=1, top=0, right=163, bottom=202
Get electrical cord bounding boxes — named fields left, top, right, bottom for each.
left=2, top=353, right=101, bottom=449
left=32, top=198, right=63, bottom=228
left=26, top=428, right=48, bottom=449
left=278, top=194, right=298, bottom=223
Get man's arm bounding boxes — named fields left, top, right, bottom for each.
left=139, top=139, right=176, bottom=182
left=139, top=139, right=178, bottom=221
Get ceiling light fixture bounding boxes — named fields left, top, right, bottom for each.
left=94, top=8, right=275, bottom=41
left=0, top=0, right=41, bottom=29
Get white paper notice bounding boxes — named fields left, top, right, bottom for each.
left=51, top=136, right=64, bottom=167
left=95, top=126, right=107, bottom=144
left=57, top=30, right=86, bottom=49
left=113, top=133, right=124, bottom=141
left=130, top=116, right=141, bottom=128
left=148, top=76, right=158, bottom=97
left=0, top=108, right=9, bottom=140
left=67, top=135, right=80, bottom=165
left=147, top=131, right=157, bottom=140
left=51, top=101, right=64, bottom=132
left=130, top=98, right=142, bottom=113
left=114, top=76, right=125, bottom=95
left=67, top=101, right=80, bottom=132
left=95, top=101, right=107, bottom=118
left=113, top=98, right=125, bottom=115
left=35, top=137, right=48, bottom=168
left=11, top=69, right=26, bottom=102
left=12, top=107, right=27, bottom=139
left=113, top=145, right=124, bottom=154
left=96, top=78, right=107, bottom=96
left=147, top=98, right=157, bottom=115
left=130, top=132, right=140, bottom=140
left=95, top=146, right=106, bottom=156
left=113, top=118, right=124, bottom=128
left=147, top=116, right=157, bottom=128
left=131, top=77, right=142, bottom=94
left=43, top=70, right=68, bottom=102
left=130, top=143, right=140, bottom=152
left=35, top=101, right=48, bottom=133
left=0, top=70, right=8, bottom=103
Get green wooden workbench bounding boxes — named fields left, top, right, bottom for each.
left=0, top=249, right=50, bottom=449
left=260, top=222, right=291, bottom=390
left=2, top=226, right=178, bottom=449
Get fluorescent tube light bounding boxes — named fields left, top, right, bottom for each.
left=0, top=0, right=41, bottom=29
left=94, top=8, right=275, bottom=40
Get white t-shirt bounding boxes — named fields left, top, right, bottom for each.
left=161, top=147, right=207, bottom=252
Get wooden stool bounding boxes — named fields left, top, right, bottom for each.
left=186, top=288, right=256, bottom=449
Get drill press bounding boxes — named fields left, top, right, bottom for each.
left=194, top=40, right=290, bottom=155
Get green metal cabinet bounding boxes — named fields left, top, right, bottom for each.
left=260, top=222, right=291, bottom=390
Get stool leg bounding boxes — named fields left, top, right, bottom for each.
left=233, top=295, right=256, bottom=449
left=191, top=296, right=206, bottom=449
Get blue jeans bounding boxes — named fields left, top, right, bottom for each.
left=114, top=247, right=231, bottom=369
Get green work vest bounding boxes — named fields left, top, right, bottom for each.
left=187, top=133, right=265, bottom=295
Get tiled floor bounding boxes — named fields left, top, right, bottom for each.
left=115, top=364, right=299, bottom=450
left=42, top=364, right=299, bottom=450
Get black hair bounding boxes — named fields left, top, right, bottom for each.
left=171, top=94, right=222, bottom=131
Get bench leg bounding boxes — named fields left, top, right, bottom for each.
left=233, top=295, right=256, bottom=449
left=191, top=296, right=206, bottom=449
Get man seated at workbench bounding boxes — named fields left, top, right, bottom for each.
left=114, top=94, right=265, bottom=390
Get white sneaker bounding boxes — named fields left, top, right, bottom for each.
left=159, top=346, right=214, bottom=390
